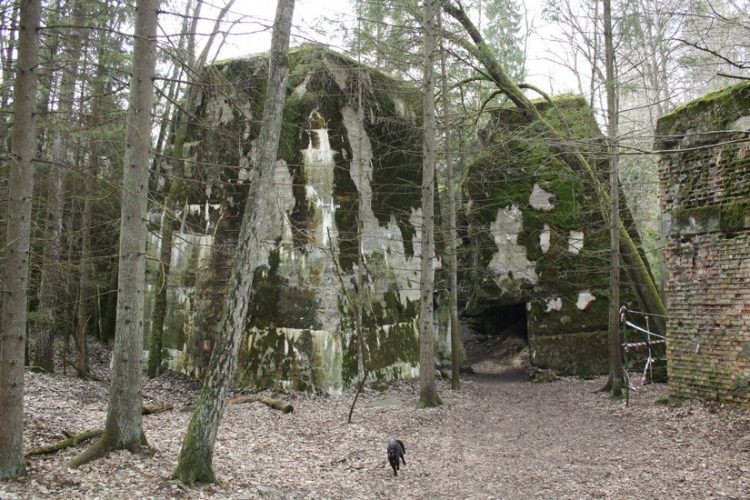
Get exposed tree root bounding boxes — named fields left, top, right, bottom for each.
left=417, top=392, right=444, bottom=409
left=26, top=429, right=103, bottom=457
left=68, top=433, right=114, bottom=468
left=27, top=404, right=171, bottom=461
left=69, top=432, right=148, bottom=469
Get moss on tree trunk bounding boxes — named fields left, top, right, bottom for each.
left=148, top=209, right=173, bottom=378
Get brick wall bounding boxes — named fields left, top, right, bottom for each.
left=657, top=82, right=750, bottom=406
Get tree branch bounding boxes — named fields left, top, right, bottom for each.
left=674, top=37, right=749, bottom=70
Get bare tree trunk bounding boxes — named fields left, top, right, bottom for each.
left=172, top=0, right=296, bottom=486
left=0, top=1, right=18, bottom=156
left=70, top=0, right=158, bottom=468
left=148, top=0, right=230, bottom=378
left=34, top=0, right=85, bottom=373
left=186, top=0, right=203, bottom=68
left=150, top=0, right=194, bottom=189
left=0, top=0, right=41, bottom=480
left=76, top=148, right=96, bottom=378
left=439, top=17, right=462, bottom=391
left=0, top=3, right=17, bottom=314
left=100, top=258, right=118, bottom=343
left=418, top=0, right=442, bottom=409
left=603, top=0, right=623, bottom=397
left=194, top=0, right=237, bottom=69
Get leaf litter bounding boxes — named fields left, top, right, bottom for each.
left=1, top=346, right=749, bottom=499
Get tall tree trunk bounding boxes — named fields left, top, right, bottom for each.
left=0, top=0, right=41, bottom=480
left=76, top=147, right=96, bottom=378
left=70, top=0, right=158, bottom=468
left=172, top=0, right=296, bottom=485
left=147, top=209, right=172, bottom=378
left=100, top=258, right=118, bottom=343
left=0, top=1, right=18, bottom=156
left=147, top=1, right=191, bottom=374
left=441, top=0, right=667, bottom=327
left=603, top=0, right=623, bottom=397
left=76, top=58, right=110, bottom=378
left=186, top=0, right=203, bottom=69
left=418, top=0, right=442, bottom=409
left=32, top=0, right=63, bottom=163
left=147, top=0, right=224, bottom=378
left=439, top=17, right=462, bottom=391
left=194, top=0, right=237, bottom=69
left=0, top=2, right=17, bottom=313
left=34, top=0, right=85, bottom=373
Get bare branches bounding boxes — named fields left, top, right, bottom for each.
left=674, top=36, right=749, bottom=70
left=441, top=0, right=668, bottom=322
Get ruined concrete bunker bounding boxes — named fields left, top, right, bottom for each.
left=144, top=47, right=649, bottom=389
left=461, top=96, right=644, bottom=375
left=145, top=45, right=424, bottom=393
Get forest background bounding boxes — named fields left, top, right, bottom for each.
left=0, top=0, right=748, bottom=489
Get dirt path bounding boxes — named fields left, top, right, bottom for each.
left=2, top=362, right=749, bottom=499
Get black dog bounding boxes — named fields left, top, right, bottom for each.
left=387, top=439, right=406, bottom=476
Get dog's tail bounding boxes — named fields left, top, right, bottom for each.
left=395, top=439, right=405, bottom=453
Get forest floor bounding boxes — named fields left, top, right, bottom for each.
left=2, top=341, right=750, bottom=500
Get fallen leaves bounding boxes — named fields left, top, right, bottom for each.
left=2, top=345, right=749, bottom=499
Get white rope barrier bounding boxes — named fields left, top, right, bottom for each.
left=622, top=320, right=666, bottom=340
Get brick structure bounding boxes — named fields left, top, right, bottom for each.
left=657, top=82, right=750, bottom=406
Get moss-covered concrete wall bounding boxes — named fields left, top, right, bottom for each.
left=463, top=96, right=632, bottom=375
left=656, top=82, right=750, bottom=407
left=145, top=45, right=424, bottom=393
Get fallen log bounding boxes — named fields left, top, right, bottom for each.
left=259, top=396, right=294, bottom=414
left=25, top=429, right=103, bottom=457
left=228, top=395, right=294, bottom=414
left=25, top=403, right=175, bottom=457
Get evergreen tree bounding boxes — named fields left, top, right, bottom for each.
left=481, top=0, right=525, bottom=81
left=0, top=0, right=41, bottom=480
left=70, top=0, right=159, bottom=467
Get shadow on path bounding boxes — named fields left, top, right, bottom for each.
left=466, top=365, right=529, bottom=385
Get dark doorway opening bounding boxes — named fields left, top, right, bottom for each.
left=463, top=302, right=529, bottom=377
left=474, top=302, right=528, bottom=343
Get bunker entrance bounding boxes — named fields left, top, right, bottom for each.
left=476, top=303, right=528, bottom=343
left=464, top=302, right=529, bottom=372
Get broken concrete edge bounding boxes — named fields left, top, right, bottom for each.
left=654, top=81, right=750, bottom=151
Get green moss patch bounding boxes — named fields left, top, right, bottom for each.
left=529, top=330, right=609, bottom=376
left=172, top=45, right=424, bottom=391
left=720, top=200, right=750, bottom=232
left=655, top=82, right=750, bottom=150
left=671, top=201, right=750, bottom=234
left=463, top=96, right=612, bottom=313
